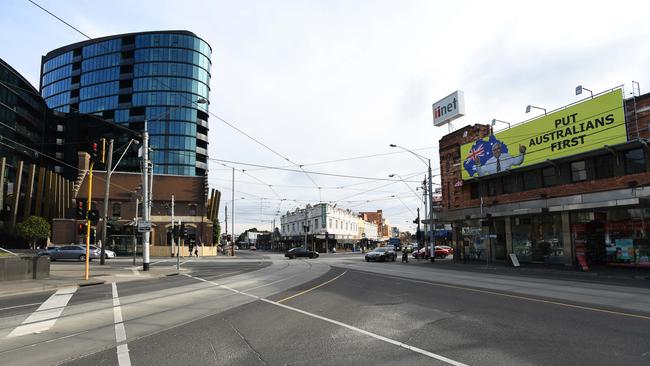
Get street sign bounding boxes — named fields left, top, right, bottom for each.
left=137, top=220, right=152, bottom=232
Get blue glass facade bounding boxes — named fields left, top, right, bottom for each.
left=40, top=31, right=211, bottom=176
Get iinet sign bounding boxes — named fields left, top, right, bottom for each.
left=432, top=90, right=465, bottom=127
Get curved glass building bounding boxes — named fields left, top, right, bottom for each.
left=40, top=31, right=211, bottom=176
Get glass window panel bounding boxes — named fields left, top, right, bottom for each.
left=624, top=149, right=645, bottom=175
left=571, top=161, right=587, bottom=182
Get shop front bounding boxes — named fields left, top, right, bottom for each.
left=571, top=208, right=650, bottom=268
left=511, top=214, right=565, bottom=264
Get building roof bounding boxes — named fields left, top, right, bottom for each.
left=43, top=30, right=211, bottom=60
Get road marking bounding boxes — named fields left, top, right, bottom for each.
left=112, top=282, right=131, bottom=366
left=277, top=271, right=347, bottom=303
left=359, top=271, right=650, bottom=321
left=183, top=273, right=467, bottom=366
left=5, top=287, right=77, bottom=338
left=0, top=302, right=42, bottom=312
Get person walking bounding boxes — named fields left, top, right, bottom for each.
left=402, top=250, right=409, bottom=263
left=194, top=242, right=199, bottom=257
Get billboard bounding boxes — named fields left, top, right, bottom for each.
left=433, top=90, right=465, bottom=126
left=460, top=89, right=626, bottom=180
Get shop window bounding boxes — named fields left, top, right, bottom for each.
left=595, top=154, right=615, bottom=179
left=542, top=166, right=557, bottom=187
left=624, top=148, right=645, bottom=175
left=571, top=161, right=587, bottom=182
left=470, top=182, right=479, bottom=199
left=522, top=170, right=541, bottom=190
left=188, top=204, right=197, bottom=216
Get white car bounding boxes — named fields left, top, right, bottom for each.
left=89, top=246, right=116, bottom=259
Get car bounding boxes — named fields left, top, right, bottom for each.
left=49, top=245, right=98, bottom=261
left=436, top=245, right=454, bottom=255
left=285, top=247, right=319, bottom=259
left=249, top=245, right=257, bottom=251
left=37, top=246, right=59, bottom=257
left=89, top=245, right=116, bottom=259
left=365, top=247, right=397, bottom=262
left=413, top=246, right=451, bottom=259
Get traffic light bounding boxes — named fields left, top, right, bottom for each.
left=76, top=200, right=87, bottom=219
left=226, top=234, right=232, bottom=242
left=413, top=217, right=419, bottom=224
left=89, top=142, right=98, bottom=162
left=78, top=223, right=87, bottom=235
left=87, top=209, right=99, bottom=225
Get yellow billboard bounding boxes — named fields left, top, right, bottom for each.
left=460, top=89, right=626, bottom=180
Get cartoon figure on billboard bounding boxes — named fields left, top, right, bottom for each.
left=464, top=135, right=527, bottom=177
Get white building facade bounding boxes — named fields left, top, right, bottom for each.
left=280, top=203, right=380, bottom=251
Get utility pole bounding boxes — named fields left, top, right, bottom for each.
left=422, top=177, right=428, bottom=248
left=304, top=208, right=308, bottom=249
left=142, top=120, right=150, bottom=271
left=171, top=195, right=176, bottom=268
left=428, top=159, right=435, bottom=263
left=100, top=139, right=113, bottom=265
left=231, top=167, right=235, bottom=256
left=225, top=205, right=228, bottom=252
left=133, top=198, right=138, bottom=266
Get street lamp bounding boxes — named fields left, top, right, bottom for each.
left=525, top=105, right=547, bottom=115
left=390, top=144, right=435, bottom=262
left=575, top=85, right=593, bottom=98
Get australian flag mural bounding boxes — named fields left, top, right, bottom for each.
left=463, top=135, right=508, bottom=177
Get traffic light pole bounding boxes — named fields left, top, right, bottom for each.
left=100, top=139, right=113, bottom=265
left=84, top=161, right=95, bottom=281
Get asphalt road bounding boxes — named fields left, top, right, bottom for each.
left=1, top=252, right=649, bottom=365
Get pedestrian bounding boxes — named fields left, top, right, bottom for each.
left=189, top=242, right=194, bottom=257
left=402, top=250, right=409, bottom=263
left=194, top=243, right=199, bottom=257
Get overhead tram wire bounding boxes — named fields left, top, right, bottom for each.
left=28, top=0, right=322, bottom=193
left=23, top=3, right=435, bottom=192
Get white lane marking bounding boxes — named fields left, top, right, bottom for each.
left=183, top=274, right=468, bottom=366
left=5, top=287, right=77, bottom=338
left=150, top=260, right=168, bottom=265
left=0, top=302, right=42, bottom=312
left=112, top=282, right=131, bottom=366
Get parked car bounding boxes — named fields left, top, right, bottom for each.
left=249, top=245, right=257, bottom=251
left=89, top=245, right=116, bottom=259
left=49, top=245, right=96, bottom=261
left=436, top=245, right=454, bottom=255
left=413, top=246, right=451, bottom=259
left=37, top=246, right=59, bottom=257
left=365, top=247, right=397, bottom=262
left=285, top=247, right=319, bottom=259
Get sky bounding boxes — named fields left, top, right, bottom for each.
left=2, top=0, right=650, bottom=234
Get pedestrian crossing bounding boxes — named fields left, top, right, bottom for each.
left=5, top=287, right=77, bottom=338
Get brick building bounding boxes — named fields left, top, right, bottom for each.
left=53, top=152, right=217, bottom=256
left=437, top=88, right=650, bottom=269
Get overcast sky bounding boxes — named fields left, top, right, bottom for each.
left=2, top=0, right=650, bottom=234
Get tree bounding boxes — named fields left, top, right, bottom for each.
left=213, top=219, right=221, bottom=245
left=16, top=216, right=50, bottom=250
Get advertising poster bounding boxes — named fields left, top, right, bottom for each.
left=460, top=89, right=626, bottom=180
left=615, top=239, right=634, bottom=262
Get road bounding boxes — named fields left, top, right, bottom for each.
left=1, top=251, right=649, bottom=365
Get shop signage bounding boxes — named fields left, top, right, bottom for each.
left=509, top=253, right=520, bottom=267
left=460, top=89, right=626, bottom=180
left=433, top=90, right=465, bottom=126
left=137, top=220, right=151, bottom=232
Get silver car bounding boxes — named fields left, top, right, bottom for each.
left=49, top=245, right=113, bottom=261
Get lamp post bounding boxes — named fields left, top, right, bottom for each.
left=390, top=144, right=435, bottom=262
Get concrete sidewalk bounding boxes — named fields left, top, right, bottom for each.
left=0, top=259, right=185, bottom=298
left=406, top=256, right=650, bottom=288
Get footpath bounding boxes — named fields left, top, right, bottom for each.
left=0, top=258, right=182, bottom=298
left=406, top=256, right=650, bottom=288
